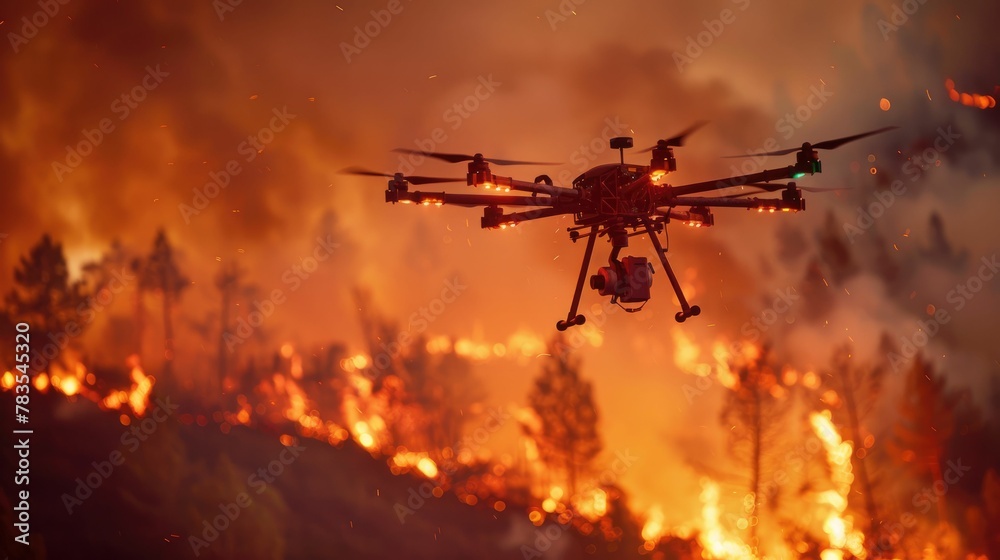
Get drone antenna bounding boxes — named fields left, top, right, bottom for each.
left=610, top=136, right=633, bottom=166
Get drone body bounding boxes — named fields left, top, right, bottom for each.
left=346, top=125, right=893, bottom=330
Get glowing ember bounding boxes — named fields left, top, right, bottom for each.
left=945, top=77, right=996, bottom=109
left=56, top=374, right=80, bottom=396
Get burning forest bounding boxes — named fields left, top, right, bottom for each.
left=2, top=1, right=1000, bottom=559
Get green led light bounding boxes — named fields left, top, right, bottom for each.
left=792, top=172, right=806, bottom=179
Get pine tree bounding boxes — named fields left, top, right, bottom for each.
left=815, top=210, right=859, bottom=285
left=920, top=212, right=967, bottom=269
left=4, top=234, right=87, bottom=368
left=403, top=338, right=484, bottom=455
left=526, top=337, right=602, bottom=497
left=6, top=234, right=85, bottom=334
left=826, top=341, right=888, bottom=534
left=83, top=239, right=144, bottom=366
left=214, top=261, right=243, bottom=392
left=887, top=354, right=957, bottom=523
left=139, top=229, right=189, bottom=373
left=352, top=289, right=483, bottom=456
left=720, top=344, right=792, bottom=551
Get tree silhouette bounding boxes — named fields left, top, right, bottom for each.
left=6, top=234, right=85, bottom=333
left=402, top=337, right=484, bottom=455
left=140, top=229, right=189, bottom=373
left=720, top=344, right=792, bottom=551
left=825, top=341, right=889, bottom=534
left=815, top=210, right=859, bottom=285
left=920, top=212, right=968, bottom=270
left=4, top=234, right=87, bottom=368
left=214, top=260, right=244, bottom=393
left=526, top=337, right=602, bottom=497
left=80, top=238, right=143, bottom=359
left=886, top=354, right=957, bottom=524
left=351, top=289, right=483, bottom=456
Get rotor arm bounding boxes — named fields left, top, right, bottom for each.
left=389, top=190, right=560, bottom=208
left=489, top=176, right=580, bottom=198
left=667, top=194, right=806, bottom=212
left=666, top=162, right=818, bottom=198
left=480, top=205, right=580, bottom=229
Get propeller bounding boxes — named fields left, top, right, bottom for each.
left=391, top=149, right=558, bottom=166
left=341, top=166, right=465, bottom=185
left=719, top=182, right=850, bottom=198
left=723, top=126, right=897, bottom=158
left=639, top=120, right=708, bottom=153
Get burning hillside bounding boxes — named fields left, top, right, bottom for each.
left=1, top=226, right=998, bottom=558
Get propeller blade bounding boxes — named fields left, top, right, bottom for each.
left=340, top=167, right=465, bottom=185
left=391, top=148, right=558, bottom=166
left=722, top=126, right=897, bottom=158
left=812, top=126, right=898, bottom=150
left=640, top=120, right=708, bottom=152
left=341, top=166, right=394, bottom=178
left=721, top=146, right=799, bottom=158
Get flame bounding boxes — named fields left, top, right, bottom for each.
left=671, top=329, right=759, bottom=390
left=572, top=487, right=608, bottom=521
left=1, top=355, right=154, bottom=417
left=424, top=329, right=595, bottom=362
left=809, top=410, right=865, bottom=559
left=126, top=359, right=154, bottom=416
left=699, top=479, right=755, bottom=560
left=642, top=504, right=665, bottom=543
left=390, top=451, right=439, bottom=478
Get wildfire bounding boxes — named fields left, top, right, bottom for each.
left=423, top=328, right=597, bottom=363
left=9, top=335, right=980, bottom=560
left=4, top=355, right=156, bottom=418
left=390, top=451, right=439, bottom=478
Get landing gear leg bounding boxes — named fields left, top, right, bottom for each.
left=557, top=225, right=598, bottom=331
left=641, top=218, right=700, bottom=323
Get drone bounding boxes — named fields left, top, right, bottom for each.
left=345, top=124, right=894, bottom=330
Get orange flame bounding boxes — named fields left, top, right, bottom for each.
left=810, top=410, right=865, bottom=559
left=642, top=504, right=665, bottom=545
left=699, top=479, right=755, bottom=560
